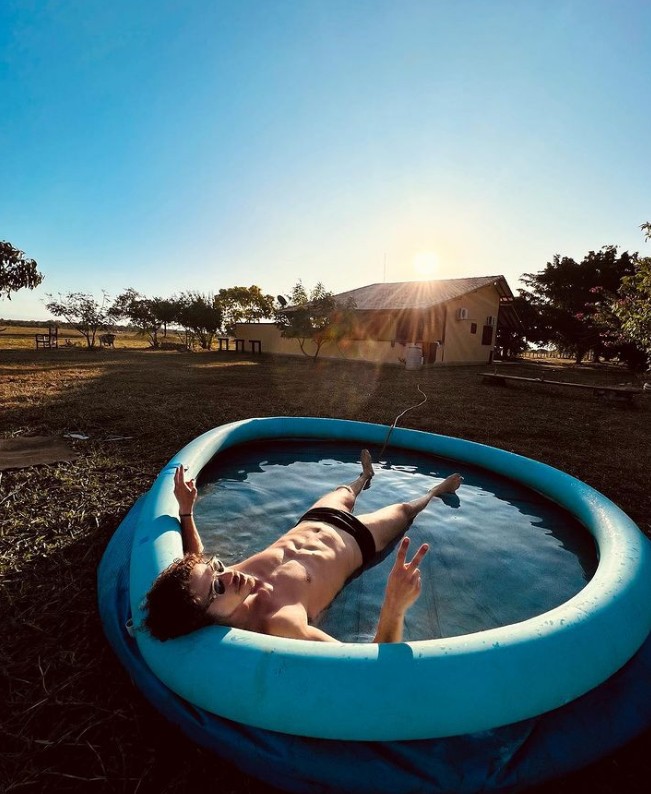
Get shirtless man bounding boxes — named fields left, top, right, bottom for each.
left=143, top=452, right=462, bottom=644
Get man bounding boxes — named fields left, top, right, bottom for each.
left=144, top=451, right=462, bottom=643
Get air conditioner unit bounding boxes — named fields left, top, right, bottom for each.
left=457, top=307, right=469, bottom=320
left=486, top=315, right=496, bottom=326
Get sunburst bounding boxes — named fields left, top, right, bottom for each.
left=412, top=252, right=439, bottom=279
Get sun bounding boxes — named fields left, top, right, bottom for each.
left=412, top=251, right=439, bottom=279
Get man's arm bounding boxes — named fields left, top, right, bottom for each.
left=266, top=606, right=341, bottom=643
left=373, top=537, right=429, bottom=643
left=173, top=465, right=203, bottom=555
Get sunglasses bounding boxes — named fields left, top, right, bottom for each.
left=206, top=556, right=226, bottom=603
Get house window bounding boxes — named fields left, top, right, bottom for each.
left=470, top=323, right=477, bottom=334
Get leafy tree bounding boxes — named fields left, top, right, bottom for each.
left=605, top=231, right=651, bottom=369
left=494, top=295, right=529, bottom=359
left=275, top=281, right=355, bottom=361
left=45, top=291, right=113, bottom=348
left=583, top=226, right=651, bottom=371
left=215, top=285, right=275, bottom=336
left=152, top=298, right=179, bottom=338
left=585, top=283, right=648, bottom=371
left=613, top=257, right=651, bottom=360
left=520, top=246, right=636, bottom=363
left=176, top=292, right=223, bottom=349
left=111, top=288, right=162, bottom=347
left=1, top=240, right=44, bottom=299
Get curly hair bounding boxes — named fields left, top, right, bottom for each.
left=142, top=553, right=215, bottom=641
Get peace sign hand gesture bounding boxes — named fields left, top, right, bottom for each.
left=387, top=537, right=429, bottom=611
left=374, top=537, right=429, bottom=643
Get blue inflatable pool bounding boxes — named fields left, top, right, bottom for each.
left=99, top=417, right=651, bottom=791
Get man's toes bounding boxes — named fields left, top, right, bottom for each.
left=361, top=449, right=374, bottom=473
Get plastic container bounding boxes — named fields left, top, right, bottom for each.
left=405, top=344, right=423, bottom=370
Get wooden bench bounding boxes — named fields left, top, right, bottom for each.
left=480, top=372, right=643, bottom=403
left=35, top=327, right=58, bottom=349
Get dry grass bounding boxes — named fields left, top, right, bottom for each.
left=0, top=324, right=152, bottom=350
left=1, top=344, right=650, bottom=793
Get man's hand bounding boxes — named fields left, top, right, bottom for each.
left=173, top=465, right=203, bottom=554
left=374, top=537, right=429, bottom=643
left=385, top=537, right=429, bottom=612
left=174, top=464, right=197, bottom=515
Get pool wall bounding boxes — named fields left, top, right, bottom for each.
left=130, top=417, right=651, bottom=741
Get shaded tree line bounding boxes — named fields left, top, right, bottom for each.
left=500, top=224, right=651, bottom=371
left=42, top=279, right=354, bottom=361
left=44, top=286, right=276, bottom=350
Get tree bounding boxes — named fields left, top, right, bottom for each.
left=613, top=257, right=651, bottom=362
left=275, top=281, right=355, bottom=361
left=605, top=230, right=651, bottom=369
left=152, top=298, right=179, bottom=338
left=215, top=285, right=275, bottom=336
left=1, top=240, right=44, bottom=299
left=520, top=246, right=636, bottom=363
left=45, top=291, right=113, bottom=348
left=584, top=283, right=648, bottom=371
left=111, top=288, right=162, bottom=347
left=494, top=295, right=529, bottom=359
left=176, top=292, right=223, bottom=349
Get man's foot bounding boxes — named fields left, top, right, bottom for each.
left=361, top=449, right=375, bottom=489
left=430, top=473, right=463, bottom=497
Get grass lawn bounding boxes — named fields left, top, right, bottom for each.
left=1, top=343, right=650, bottom=793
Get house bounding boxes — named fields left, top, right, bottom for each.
left=235, top=275, right=519, bottom=366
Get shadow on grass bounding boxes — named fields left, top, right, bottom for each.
left=1, top=512, right=286, bottom=794
left=1, top=349, right=650, bottom=792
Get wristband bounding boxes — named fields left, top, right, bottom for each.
left=179, top=513, right=193, bottom=517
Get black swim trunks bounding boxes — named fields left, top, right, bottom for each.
left=297, top=507, right=376, bottom=566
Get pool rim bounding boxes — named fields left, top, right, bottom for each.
left=129, top=417, right=651, bottom=741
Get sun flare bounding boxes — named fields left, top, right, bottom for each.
left=412, top=251, right=439, bottom=279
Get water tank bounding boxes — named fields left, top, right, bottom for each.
left=405, top=345, right=423, bottom=370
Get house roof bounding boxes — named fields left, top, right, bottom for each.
left=333, top=276, right=514, bottom=311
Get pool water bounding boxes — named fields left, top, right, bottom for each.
left=195, top=439, right=598, bottom=643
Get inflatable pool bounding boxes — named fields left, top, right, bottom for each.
left=126, top=417, right=651, bottom=741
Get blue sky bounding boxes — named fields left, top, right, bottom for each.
left=1, top=0, right=650, bottom=320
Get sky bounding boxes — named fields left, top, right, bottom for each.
left=1, top=0, right=650, bottom=320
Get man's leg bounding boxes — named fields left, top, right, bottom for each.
left=356, top=474, right=462, bottom=553
left=308, top=450, right=375, bottom=512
